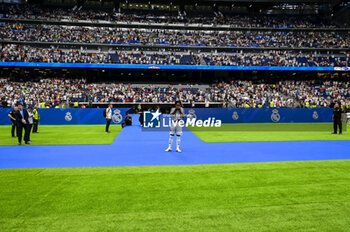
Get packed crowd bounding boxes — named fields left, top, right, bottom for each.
left=1, top=44, right=349, bottom=67
left=1, top=5, right=341, bottom=28
left=212, top=80, right=350, bottom=108
left=201, top=53, right=350, bottom=67
left=0, top=78, right=349, bottom=108
left=1, top=23, right=349, bottom=48
left=0, top=44, right=108, bottom=63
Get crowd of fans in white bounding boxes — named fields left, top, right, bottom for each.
left=1, top=44, right=349, bottom=67
left=0, top=5, right=349, bottom=67
left=0, top=44, right=108, bottom=63
left=0, top=78, right=349, bottom=108
left=214, top=80, right=349, bottom=108
left=1, top=23, right=349, bottom=48
left=2, top=4, right=342, bottom=28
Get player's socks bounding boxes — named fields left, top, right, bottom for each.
left=166, top=135, right=174, bottom=152
left=176, top=136, right=181, bottom=152
left=169, top=135, right=174, bottom=146
left=176, top=136, right=181, bottom=146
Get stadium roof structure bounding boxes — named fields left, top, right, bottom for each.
left=200, top=0, right=337, bottom=2
left=27, top=0, right=343, bottom=5
left=26, top=0, right=349, bottom=19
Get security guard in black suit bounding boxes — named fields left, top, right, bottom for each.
left=8, top=106, right=18, bottom=137
left=332, top=103, right=342, bottom=135
left=15, top=103, right=30, bottom=145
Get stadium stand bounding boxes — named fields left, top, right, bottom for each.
left=0, top=78, right=349, bottom=108
left=1, top=23, right=349, bottom=48
left=0, top=1, right=349, bottom=110
left=0, top=4, right=345, bottom=28
left=1, top=44, right=349, bottom=67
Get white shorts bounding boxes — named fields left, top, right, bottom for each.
left=170, top=122, right=183, bottom=136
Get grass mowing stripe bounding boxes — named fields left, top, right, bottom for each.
left=0, top=160, right=349, bottom=231
left=0, top=125, right=121, bottom=146
left=191, top=123, right=350, bottom=142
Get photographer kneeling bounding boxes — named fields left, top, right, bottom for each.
left=122, top=113, right=132, bottom=128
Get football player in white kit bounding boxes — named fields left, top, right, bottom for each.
left=165, top=101, right=185, bottom=152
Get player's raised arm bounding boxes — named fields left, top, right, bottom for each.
left=180, top=107, right=185, bottom=118
left=170, top=107, right=176, bottom=115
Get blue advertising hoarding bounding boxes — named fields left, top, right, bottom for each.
left=0, top=108, right=333, bottom=125
left=0, top=108, right=130, bottom=125
left=183, top=108, right=333, bottom=123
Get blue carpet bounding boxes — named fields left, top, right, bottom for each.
left=1, top=122, right=350, bottom=169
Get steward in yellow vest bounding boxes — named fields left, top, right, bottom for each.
left=32, top=105, right=40, bottom=133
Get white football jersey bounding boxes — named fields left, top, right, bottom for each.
left=170, top=107, right=185, bottom=121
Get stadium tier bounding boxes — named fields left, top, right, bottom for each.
left=1, top=24, right=349, bottom=48
left=1, top=1, right=350, bottom=231
left=1, top=78, right=349, bottom=108
left=0, top=4, right=345, bottom=28
left=1, top=45, right=349, bottom=67
left=1, top=3, right=349, bottom=71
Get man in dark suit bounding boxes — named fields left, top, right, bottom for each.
left=332, top=103, right=343, bottom=135
left=15, top=103, right=30, bottom=145
left=8, top=106, right=18, bottom=137
left=139, top=111, right=144, bottom=127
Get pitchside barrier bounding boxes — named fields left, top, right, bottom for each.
left=184, top=108, right=334, bottom=123
left=0, top=108, right=335, bottom=125
left=0, top=108, right=130, bottom=125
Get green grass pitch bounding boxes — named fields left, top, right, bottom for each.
left=0, top=125, right=121, bottom=146
left=0, top=160, right=350, bottom=231
left=1, top=123, right=349, bottom=145
left=1, top=123, right=350, bottom=231
left=191, top=123, right=350, bottom=142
